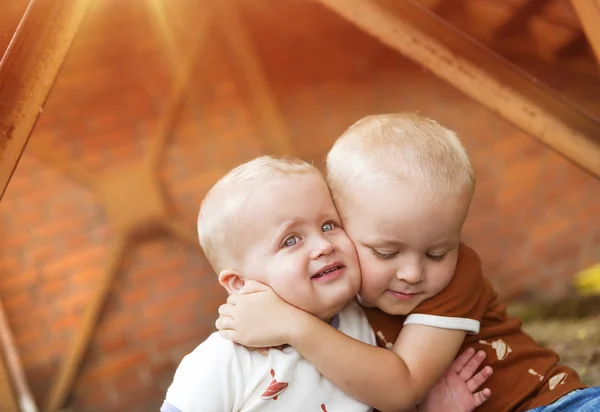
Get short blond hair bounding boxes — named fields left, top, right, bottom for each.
left=197, top=155, right=321, bottom=272
left=326, top=113, right=475, bottom=200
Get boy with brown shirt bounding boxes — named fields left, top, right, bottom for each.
left=216, top=113, right=599, bottom=411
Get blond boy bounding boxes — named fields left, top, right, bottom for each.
left=163, top=155, right=491, bottom=411
left=216, top=114, right=599, bottom=412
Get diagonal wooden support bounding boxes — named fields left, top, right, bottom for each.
left=27, top=145, right=95, bottom=186
left=0, top=299, right=20, bottom=412
left=43, top=239, right=128, bottom=412
left=0, top=0, right=91, bottom=201
left=316, top=0, right=600, bottom=178
left=0, top=295, right=37, bottom=412
left=570, top=0, right=600, bottom=66
left=210, top=0, right=294, bottom=156
left=145, top=8, right=210, bottom=171
left=43, top=11, right=210, bottom=412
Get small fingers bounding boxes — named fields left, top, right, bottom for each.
left=449, top=347, right=476, bottom=374
left=218, top=329, right=238, bottom=341
left=215, top=316, right=235, bottom=331
left=467, top=366, right=493, bottom=392
left=472, top=388, right=492, bottom=407
left=218, top=304, right=235, bottom=317
left=458, top=350, right=487, bottom=381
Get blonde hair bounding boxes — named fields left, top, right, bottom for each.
left=197, top=155, right=321, bottom=272
left=326, top=113, right=475, bottom=200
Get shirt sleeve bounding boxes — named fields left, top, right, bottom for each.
left=404, top=244, right=488, bottom=334
left=163, top=333, right=244, bottom=412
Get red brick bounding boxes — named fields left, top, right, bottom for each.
left=2, top=293, right=30, bottom=313
left=53, top=313, right=82, bottom=332
left=134, top=322, right=164, bottom=341
left=98, top=332, right=129, bottom=354
left=120, top=287, right=149, bottom=306
left=82, top=351, right=147, bottom=383
left=40, top=276, right=70, bottom=297
left=142, top=289, right=199, bottom=319
left=0, top=269, right=38, bottom=294
left=42, top=246, right=105, bottom=279
left=55, top=290, right=93, bottom=315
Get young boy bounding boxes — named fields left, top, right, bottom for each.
left=216, top=113, right=600, bottom=411
left=162, top=155, right=492, bottom=411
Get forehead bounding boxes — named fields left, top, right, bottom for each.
left=340, top=184, right=469, bottom=242
left=244, top=172, right=337, bottom=230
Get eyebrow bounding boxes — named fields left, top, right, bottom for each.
left=362, top=238, right=459, bottom=249
left=273, top=219, right=297, bottom=243
left=430, top=239, right=460, bottom=249
left=362, top=238, right=406, bottom=247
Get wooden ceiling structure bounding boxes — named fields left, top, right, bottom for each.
left=0, top=0, right=599, bottom=411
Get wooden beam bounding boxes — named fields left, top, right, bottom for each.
left=316, top=0, right=600, bottom=178
left=210, top=0, right=294, bottom=156
left=0, top=349, right=19, bottom=412
left=0, top=0, right=91, bottom=201
left=0, top=297, right=36, bottom=412
left=570, top=0, right=600, bottom=65
left=145, top=5, right=210, bottom=171
left=43, top=239, right=127, bottom=412
left=43, top=8, right=211, bottom=412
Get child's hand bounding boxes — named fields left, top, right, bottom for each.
left=418, top=347, right=492, bottom=412
left=215, top=280, right=301, bottom=348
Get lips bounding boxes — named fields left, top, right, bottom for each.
left=387, top=290, right=420, bottom=301
left=311, top=262, right=344, bottom=282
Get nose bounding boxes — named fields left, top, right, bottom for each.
left=396, top=260, right=424, bottom=284
left=310, top=235, right=335, bottom=259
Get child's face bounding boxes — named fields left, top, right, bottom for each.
left=338, top=184, right=472, bottom=315
left=239, top=173, right=361, bottom=321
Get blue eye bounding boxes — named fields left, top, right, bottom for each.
left=283, top=236, right=300, bottom=247
left=322, top=221, right=336, bottom=232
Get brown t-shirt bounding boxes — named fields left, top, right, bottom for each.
left=363, top=244, right=586, bottom=412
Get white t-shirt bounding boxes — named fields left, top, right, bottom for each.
left=162, top=300, right=376, bottom=411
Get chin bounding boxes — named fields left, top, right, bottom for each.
left=379, top=300, right=413, bottom=316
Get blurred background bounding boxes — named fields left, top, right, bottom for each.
left=0, top=0, right=599, bottom=411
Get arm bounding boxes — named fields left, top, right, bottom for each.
left=217, top=282, right=467, bottom=411
left=290, top=312, right=466, bottom=411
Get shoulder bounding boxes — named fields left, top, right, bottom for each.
left=174, top=333, right=241, bottom=377
left=164, top=333, right=248, bottom=411
left=338, top=299, right=377, bottom=344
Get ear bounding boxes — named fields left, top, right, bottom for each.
left=218, top=269, right=245, bottom=294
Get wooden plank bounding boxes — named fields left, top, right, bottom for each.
left=0, top=328, right=19, bottom=412
left=316, top=0, right=600, bottom=178
left=43, top=239, right=127, bottom=412
left=210, top=0, right=294, bottom=156
left=0, top=0, right=91, bottom=201
left=145, top=13, right=210, bottom=170
left=0, top=297, right=36, bottom=412
left=570, top=0, right=600, bottom=65
left=43, top=9, right=211, bottom=412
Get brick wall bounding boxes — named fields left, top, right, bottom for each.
left=0, top=0, right=598, bottom=410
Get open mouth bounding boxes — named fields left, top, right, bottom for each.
left=311, top=262, right=345, bottom=283
left=311, top=266, right=342, bottom=279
